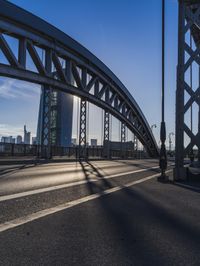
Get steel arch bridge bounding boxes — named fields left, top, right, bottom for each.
left=0, top=0, right=158, bottom=158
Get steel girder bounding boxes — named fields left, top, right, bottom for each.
left=40, top=49, right=53, bottom=157
left=133, top=135, right=138, bottom=151
left=121, top=123, right=126, bottom=143
left=103, top=110, right=110, bottom=158
left=104, top=111, right=110, bottom=142
left=175, top=1, right=200, bottom=178
left=121, top=122, right=126, bottom=158
left=0, top=0, right=158, bottom=157
left=79, top=99, right=87, bottom=158
left=41, top=85, right=51, bottom=158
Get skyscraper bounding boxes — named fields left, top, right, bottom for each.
left=24, top=125, right=31, bottom=145
left=37, top=88, right=73, bottom=147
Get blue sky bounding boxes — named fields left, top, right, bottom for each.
left=0, top=0, right=178, bottom=147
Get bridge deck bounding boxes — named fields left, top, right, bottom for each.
left=0, top=159, right=199, bottom=265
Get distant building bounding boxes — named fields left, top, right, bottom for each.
left=11, top=137, right=15, bottom=144
left=24, top=125, right=31, bottom=145
left=91, top=139, right=97, bottom=147
left=104, top=140, right=135, bottom=150
left=1, top=136, right=15, bottom=144
left=1, top=136, right=7, bottom=143
left=0, top=144, right=4, bottom=152
left=16, top=135, right=22, bottom=144
left=37, top=88, right=73, bottom=147
left=71, top=138, right=77, bottom=146
left=32, top=137, right=37, bottom=145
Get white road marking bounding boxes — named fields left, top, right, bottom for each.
left=0, top=166, right=160, bottom=202
left=0, top=170, right=172, bottom=233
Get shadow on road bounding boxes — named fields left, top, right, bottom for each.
left=0, top=162, right=43, bottom=177
left=80, top=160, right=161, bottom=195
left=93, top=182, right=200, bottom=264
left=80, top=160, right=112, bottom=195
left=80, top=160, right=200, bottom=264
left=112, top=159, right=159, bottom=171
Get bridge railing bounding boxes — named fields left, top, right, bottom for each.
left=0, top=142, right=148, bottom=159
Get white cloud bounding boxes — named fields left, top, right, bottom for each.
left=0, top=78, right=41, bottom=99
left=0, top=124, right=37, bottom=139
left=0, top=124, right=24, bottom=138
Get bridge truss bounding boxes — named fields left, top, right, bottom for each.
left=175, top=0, right=200, bottom=178
left=0, top=0, right=158, bottom=158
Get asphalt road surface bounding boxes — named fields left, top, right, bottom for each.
left=0, top=159, right=199, bottom=266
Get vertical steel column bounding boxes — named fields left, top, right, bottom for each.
left=121, top=123, right=126, bottom=143
left=41, top=85, right=52, bottom=158
left=103, top=110, right=110, bottom=158
left=198, top=60, right=200, bottom=161
left=174, top=1, right=200, bottom=179
left=79, top=98, right=87, bottom=159
left=104, top=111, right=110, bottom=141
left=198, top=104, right=200, bottom=161
left=121, top=122, right=126, bottom=158
left=134, top=135, right=138, bottom=151
left=174, top=0, right=185, bottom=179
left=41, top=49, right=52, bottom=158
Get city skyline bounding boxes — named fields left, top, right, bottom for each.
left=0, top=124, right=34, bottom=145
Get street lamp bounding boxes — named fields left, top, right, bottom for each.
left=158, top=0, right=168, bottom=182
left=169, top=132, right=174, bottom=152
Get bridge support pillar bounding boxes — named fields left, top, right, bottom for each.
left=121, top=122, right=126, bottom=158
left=134, top=135, right=138, bottom=151
left=79, top=98, right=87, bottom=160
left=133, top=134, right=138, bottom=158
left=40, top=49, right=52, bottom=159
left=103, top=110, right=110, bottom=158
left=41, top=85, right=52, bottom=159
left=174, top=1, right=200, bottom=180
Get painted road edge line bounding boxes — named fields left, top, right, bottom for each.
left=0, top=166, right=160, bottom=202
left=0, top=170, right=172, bottom=233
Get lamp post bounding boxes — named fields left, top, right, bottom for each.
left=158, top=0, right=168, bottom=181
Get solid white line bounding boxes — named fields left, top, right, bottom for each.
left=0, top=170, right=172, bottom=233
left=0, top=166, right=160, bottom=202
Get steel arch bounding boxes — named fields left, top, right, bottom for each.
left=0, top=0, right=158, bottom=157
